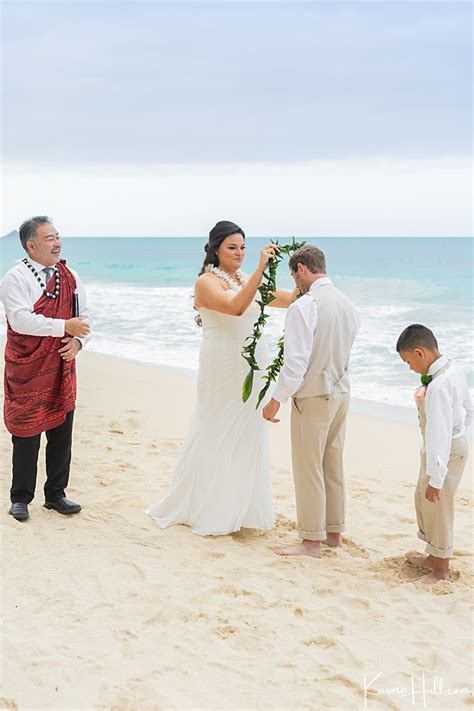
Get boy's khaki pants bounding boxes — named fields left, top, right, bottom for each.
left=291, top=393, right=349, bottom=541
left=415, top=436, right=468, bottom=559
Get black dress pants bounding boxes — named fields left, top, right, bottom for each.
left=10, top=410, right=75, bottom=504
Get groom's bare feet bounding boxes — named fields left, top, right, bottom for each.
left=273, top=540, right=322, bottom=559
left=405, top=552, right=435, bottom=569
left=322, top=533, right=342, bottom=548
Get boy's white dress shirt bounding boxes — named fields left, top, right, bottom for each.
left=424, top=355, right=473, bottom=488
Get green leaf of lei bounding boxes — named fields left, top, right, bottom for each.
left=242, top=369, right=254, bottom=403
left=241, top=237, right=306, bottom=408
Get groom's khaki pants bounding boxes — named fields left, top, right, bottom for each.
left=291, top=393, right=349, bottom=541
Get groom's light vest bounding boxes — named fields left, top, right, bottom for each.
left=295, top=280, right=359, bottom=399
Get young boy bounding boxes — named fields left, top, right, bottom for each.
left=396, top=324, right=472, bottom=584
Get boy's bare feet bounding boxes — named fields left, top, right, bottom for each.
left=273, top=540, right=322, bottom=559
left=406, top=552, right=451, bottom=583
left=421, top=571, right=450, bottom=584
left=405, top=553, right=434, bottom=568
left=322, top=533, right=342, bottom=547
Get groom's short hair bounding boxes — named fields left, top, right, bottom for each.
left=289, top=245, right=326, bottom=274
left=396, top=324, right=438, bottom=353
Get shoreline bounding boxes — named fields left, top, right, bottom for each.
left=0, top=338, right=438, bottom=425
left=4, top=234, right=473, bottom=239
left=78, top=349, right=425, bottom=427
left=75, top=350, right=473, bottom=488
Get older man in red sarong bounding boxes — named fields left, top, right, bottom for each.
left=0, top=216, right=91, bottom=521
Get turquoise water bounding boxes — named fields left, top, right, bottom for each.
left=2, top=236, right=469, bottom=291
left=1, top=236, right=472, bottom=408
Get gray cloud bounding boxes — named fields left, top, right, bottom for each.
left=2, top=1, right=471, bottom=165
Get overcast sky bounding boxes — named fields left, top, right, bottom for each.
left=1, top=0, right=472, bottom=236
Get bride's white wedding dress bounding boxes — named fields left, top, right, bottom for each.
left=146, top=280, right=274, bottom=536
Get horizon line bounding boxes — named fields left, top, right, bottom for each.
left=2, top=233, right=473, bottom=241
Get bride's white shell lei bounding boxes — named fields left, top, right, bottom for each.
left=204, top=264, right=249, bottom=292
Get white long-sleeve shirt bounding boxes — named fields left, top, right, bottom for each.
left=423, top=355, right=473, bottom=489
left=0, top=257, right=91, bottom=348
left=273, top=277, right=336, bottom=404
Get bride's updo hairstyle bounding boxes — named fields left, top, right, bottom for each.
left=198, top=220, right=245, bottom=276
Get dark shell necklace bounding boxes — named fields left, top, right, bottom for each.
left=22, top=258, right=60, bottom=299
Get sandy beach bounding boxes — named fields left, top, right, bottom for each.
left=1, top=351, right=473, bottom=710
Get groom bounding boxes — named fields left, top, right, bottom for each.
left=263, top=245, right=359, bottom=558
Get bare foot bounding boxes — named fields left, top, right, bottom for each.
left=322, top=533, right=342, bottom=548
left=421, top=571, right=450, bottom=585
left=405, top=553, right=434, bottom=569
left=273, top=541, right=322, bottom=559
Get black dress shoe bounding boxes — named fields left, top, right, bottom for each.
left=43, top=497, right=81, bottom=515
left=9, top=502, right=29, bottom=521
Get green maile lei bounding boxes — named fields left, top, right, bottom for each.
left=241, top=238, right=306, bottom=408
left=420, top=374, right=433, bottom=387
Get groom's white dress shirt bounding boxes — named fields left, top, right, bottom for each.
left=272, top=277, right=359, bottom=404
left=422, top=355, right=473, bottom=489
left=0, top=258, right=91, bottom=347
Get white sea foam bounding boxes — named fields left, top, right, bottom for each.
left=0, top=281, right=472, bottom=410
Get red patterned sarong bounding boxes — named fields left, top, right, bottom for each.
left=4, top=260, right=78, bottom=437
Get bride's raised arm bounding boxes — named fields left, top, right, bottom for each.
left=266, top=287, right=299, bottom=309
left=194, top=244, right=278, bottom=316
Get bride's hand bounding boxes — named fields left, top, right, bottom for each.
left=257, top=244, right=279, bottom=274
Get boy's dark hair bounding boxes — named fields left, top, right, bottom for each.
left=396, top=324, right=438, bottom=353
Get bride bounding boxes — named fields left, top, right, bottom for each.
left=146, top=220, right=297, bottom=536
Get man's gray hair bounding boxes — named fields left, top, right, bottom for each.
left=19, top=216, right=53, bottom=251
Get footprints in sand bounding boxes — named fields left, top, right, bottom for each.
left=274, top=514, right=298, bottom=532
left=212, top=622, right=276, bottom=653
left=349, top=484, right=372, bottom=500
left=407, top=650, right=441, bottom=671
left=456, top=494, right=474, bottom=508
left=117, top=627, right=138, bottom=641
left=219, top=585, right=253, bottom=598
left=85, top=419, right=170, bottom=483
left=303, top=635, right=336, bottom=649
left=338, top=537, right=370, bottom=559
left=452, top=548, right=474, bottom=558
left=158, top=438, right=183, bottom=454
left=203, top=551, right=226, bottom=561
left=213, top=622, right=238, bottom=638
left=344, top=596, right=372, bottom=612
left=91, top=415, right=184, bottom=472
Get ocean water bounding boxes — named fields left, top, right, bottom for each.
left=1, top=236, right=472, bottom=410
